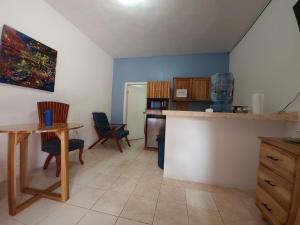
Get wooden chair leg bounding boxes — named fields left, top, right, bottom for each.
left=101, top=138, right=109, bottom=144
left=114, top=137, right=123, bottom=153
left=88, top=138, right=102, bottom=149
left=79, top=148, right=84, bottom=165
left=43, top=154, right=53, bottom=170
left=55, top=155, right=61, bottom=177
left=125, top=137, right=131, bottom=147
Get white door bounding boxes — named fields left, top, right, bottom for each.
left=126, top=84, right=147, bottom=140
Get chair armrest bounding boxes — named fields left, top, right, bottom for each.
left=94, top=125, right=115, bottom=132
left=111, top=123, right=127, bottom=127
left=94, top=123, right=126, bottom=132
left=110, top=124, right=126, bottom=130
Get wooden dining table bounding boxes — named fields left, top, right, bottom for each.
left=0, top=123, right=83, bottom=216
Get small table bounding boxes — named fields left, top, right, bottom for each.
left=0, top=123, right=83, bottom=216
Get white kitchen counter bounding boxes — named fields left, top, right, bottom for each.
left=163, top=110, right=299, bottom=190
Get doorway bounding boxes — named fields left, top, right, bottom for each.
left=123, top=82, right=147, bottom=140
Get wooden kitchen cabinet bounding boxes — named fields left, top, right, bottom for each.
left=256, top=138, right=300, bottom=225
left=173, top=78, right=192, bottom=101
left=147, top=81, right=170, bottom=99
left=173, top=77, right=211, bottom=101
left=191, top=78, right=211, bottom=101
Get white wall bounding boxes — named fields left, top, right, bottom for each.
left=230, top=0, right=300, bottom=118
left=0, top=0, right=113, bottom=181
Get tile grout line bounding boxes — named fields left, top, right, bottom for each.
left=114, top=148, right=144, bottom=224
left=19, top=201, right=64, bottom=225
left=185, top=187, right=190, bottom=225
left=11, top=217, right=26, bottom=225
left=151, top=178, right=163, bottom=225
left=74, top=207, right=90, bottom=225
left=61, top=145, right=137, bottom=225
left=88, top=173, right=122, bottom=210
left=112, top=155, right=139, bottom=225
left=211, top=193, right=227, bottom=225
left=75, top=144, right=139, bottom=225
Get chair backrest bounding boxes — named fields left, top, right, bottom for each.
left=92, top=112, right=110, bottom=136
left=37, top=101, right=69, bottom=142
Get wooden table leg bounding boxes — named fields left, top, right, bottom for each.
left=20, top=135, right=29, bottom=192
left=59, top=130, right=69, bottom=201
left=7, top=132, right=18, bottom=215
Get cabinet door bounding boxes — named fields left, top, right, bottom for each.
left=147, top=81, right=160, bottom=98
left=160, top=81, right=170, bottom=99
left=173, top=78, right=192, bottom=100
left=147, top=81, right=170, bottom=99
left=191, top=78, right=211, bottom=101
left=147, top=81, right=154, bottom=98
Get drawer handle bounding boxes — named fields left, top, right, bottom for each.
left=264, top=179, right=277, bottom=187
left=266, top=155, right=279, bottom=161
left=262, top=203, right=272, bottom=212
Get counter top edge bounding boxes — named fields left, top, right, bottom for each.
left=162, top=110, right=299, bottom=122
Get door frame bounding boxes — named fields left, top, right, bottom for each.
left=123, top=82, right=147, bottom=124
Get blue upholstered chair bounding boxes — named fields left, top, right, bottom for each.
left=88, top=112, right=130, bottom=152
left=37, top=101, right=84, bottom=177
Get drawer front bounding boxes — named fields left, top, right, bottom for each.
left=256, top=187, right=288, bottom=225
left=260, top=143, right=296, bottom=181
left=258, top=165, right=293, bottom=210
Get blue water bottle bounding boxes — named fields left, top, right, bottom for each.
left=211, top=73, right=234, bottom=112
left=44, top=109, right=53, bottom=127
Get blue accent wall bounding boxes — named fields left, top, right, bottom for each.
left=112, top=53, right=229, bottom=123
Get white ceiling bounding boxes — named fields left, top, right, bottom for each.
left=45, top=0, right=270, bottom=58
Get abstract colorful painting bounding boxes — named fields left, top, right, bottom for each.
left=0, top=25, right=57, bottom=92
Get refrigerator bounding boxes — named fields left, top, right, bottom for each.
left=145, top=115, right=166, bottom=149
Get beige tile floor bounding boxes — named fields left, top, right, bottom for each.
left=0, top=139, right=268, bottom=225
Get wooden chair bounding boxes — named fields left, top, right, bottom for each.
left=88, top=112, right=131, bottom=152
left=37, top=101, right=84, bottom=177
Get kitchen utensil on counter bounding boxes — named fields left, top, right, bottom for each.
left=232, top=105, right=248, bottom=113
left=205, top=108, right=214, bottom=112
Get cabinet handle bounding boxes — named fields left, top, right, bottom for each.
left=266, top=155, right=279, bottom=161
left=264, top=179, right=277, bottom=187
left=262, top=203, right=272, bottom=212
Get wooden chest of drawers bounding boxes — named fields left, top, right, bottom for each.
left=256, top=138, right=300, bottom=225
